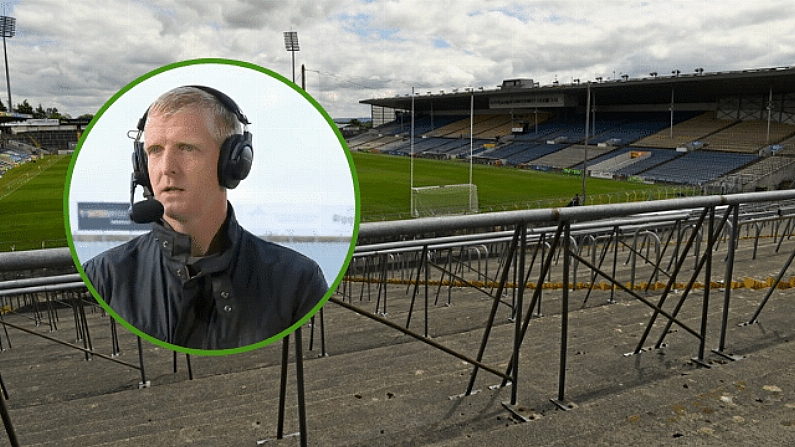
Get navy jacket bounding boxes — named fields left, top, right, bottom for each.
left=83, top=206, right=328, bottom=350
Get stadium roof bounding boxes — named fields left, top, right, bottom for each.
left=0, top=111, right=33, bottom=123
left=360, top=66, right=795, bottom=114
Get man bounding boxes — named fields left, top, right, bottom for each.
left=83, top=86, right=329, bottom=350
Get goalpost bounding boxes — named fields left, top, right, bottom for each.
left=411, top=184, right=479, bottom=217
left=409, top=86, right=479, bottom=218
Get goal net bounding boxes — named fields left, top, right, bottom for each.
left=411, top=184, right=479, bottom=217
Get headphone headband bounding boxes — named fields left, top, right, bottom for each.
left=136, top=85, right=250, bottom=132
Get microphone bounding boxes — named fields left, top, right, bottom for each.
left=130, top=198, right=164, bottom=224
left=128, top=173, right=164, bottom=224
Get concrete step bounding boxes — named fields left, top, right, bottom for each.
left=0, top=236, right=790, bottom=446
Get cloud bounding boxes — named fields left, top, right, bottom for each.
left=6, top=0, right=795, bottom=118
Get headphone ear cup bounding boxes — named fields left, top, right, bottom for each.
left=132, top=140, right=150, bottom=188
left=218, top=131, right=253, bottom=189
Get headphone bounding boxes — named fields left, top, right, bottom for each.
left=132, top=85, right=254, bottom=192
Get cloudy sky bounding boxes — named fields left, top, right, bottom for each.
left=7, top=0, right=795, bottom=119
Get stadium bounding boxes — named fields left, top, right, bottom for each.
left=355, top=66, right=795, bottom=196
left=0, top=64, right=794, bottom=447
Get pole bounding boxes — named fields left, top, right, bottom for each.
left=301, top=64, right=305, bottom=91
left=2, top=34, right=10, bottom=112
left=670, top=88, right=674, bottom=139
left=410, top=86, right=415, bottom=217
left=291, top=49, right=295, bottom=84
left=767, top=87, right=773, bottom=145
left=0, top=386, right=19, bottom=447
left=582, top=83, right=590, bottom=203
left=469, top=89, right=474, bottom=212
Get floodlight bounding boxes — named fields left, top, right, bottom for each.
left=283, top=31, right=299, bottom=51
left=0, top=16, right=14, bottom=112
left=283, top=31, right=299, bottom=83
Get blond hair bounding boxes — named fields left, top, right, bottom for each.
left=146, top=86, right=242, bottom=147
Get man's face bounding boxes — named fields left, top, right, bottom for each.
left=144, top=107, right=225, bottom=224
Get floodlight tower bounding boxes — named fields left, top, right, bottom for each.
left=0, top=15, right=14, bottom=112
left=283, top=31, right=299, bottom=84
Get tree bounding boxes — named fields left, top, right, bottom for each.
left=15, top=99, right=33, bottom=115
left=45, top=107, right=64, bottom=119
left=0, top=99, right=6, bottom=112
left=34, top=103, right=46, bottom=119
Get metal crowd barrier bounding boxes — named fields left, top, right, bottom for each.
left=0, top=247, right=311, bottom=447
left=338, top=190, right=795, bottom=418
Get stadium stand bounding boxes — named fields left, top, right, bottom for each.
left=476, top=142, right=569, bottom=166
left=356, top=66, right=795, bottom=191
left=351, top=134, right=405, bottom=152
left=631, top=112, right=737, bottom=149
left=389, top=137, right=452, bottom=156
left=776, top=134, right=795, bottom=155
left=475, top=142, right=537, bottom=162
left=345, top=131, right=384, bottom=148
left=5, top=130, right=78, bottom=153
left=572, top=147, right=635, bottom=173
left=385, top=136, right=492, bottom=159
left=640, top=150, right=758, bottom=185
left=512, top=114, right=594, bottom=145
left=588, top=111, right=696, bottom=146
left=472, top=115, right=511, bottom=139
left=613, top=148, right=683, bottom=176
left=529, top=144, right=614, bottom=169
left=706, top=155, right=795, bottom=192
left=431, top=138, right=492, bottom=158
left=424, top=114, right=501, bottom=138
left=508, top=143, right=569, bottom=166
left=700, top=120, right=795, bottom=153
left=361, top=114, right=463, bottom=137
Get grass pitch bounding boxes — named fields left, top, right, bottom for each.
left=0, top=155, right=71, bottom=251
left=352, top=151, right=684, bottom=220
left=0, top=151, right=690, bottom=251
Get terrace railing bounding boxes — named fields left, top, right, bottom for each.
left=341, top=190, right=795, bottom=419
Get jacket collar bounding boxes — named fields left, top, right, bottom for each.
left=152, top=203, right=242, bottom=274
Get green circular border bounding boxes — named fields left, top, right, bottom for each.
left=63, top=58, right=361, bottom=356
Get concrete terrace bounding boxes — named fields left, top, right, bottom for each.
left=0, top=230, right=793, bottom=446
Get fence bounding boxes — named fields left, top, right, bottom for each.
left=343, top=190, right=795, bottom=417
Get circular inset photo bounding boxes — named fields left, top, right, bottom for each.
left=65, top=58, right=359, bottom=354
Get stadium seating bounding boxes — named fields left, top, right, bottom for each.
left=6, top=130, right=78, bottom=153
left=613, top=148, right=683, bottom=176
left=477, top=142, right=537, bottom=161
left=472, top=115, right=515, bottom=139
left=372, top=114, right=466, bottom=137
left=346, top=132, right=387, bottom=149
left=776, top=134, right=795, bottom=155
left=632, top=112, right=736, bottom=149
left=507, top=143, right=569, bottom=166
left=530, top=144, right=614, bottom=169
left=353, top=110, right=793, bottom=189
left=512, top=115, right=573, bottom=143
left=700, top=120, right=795, bottom=153
left=424, top=115, right=501, bottom=138
left=436, top=139, right=492, bottom=158
left=572, top=147, right=634, bottom=172
left=730, top=155, right=795, bottom=177
left=640, top=151, right=758, bottom=185
left=588, top=112, right=690, bottom=146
